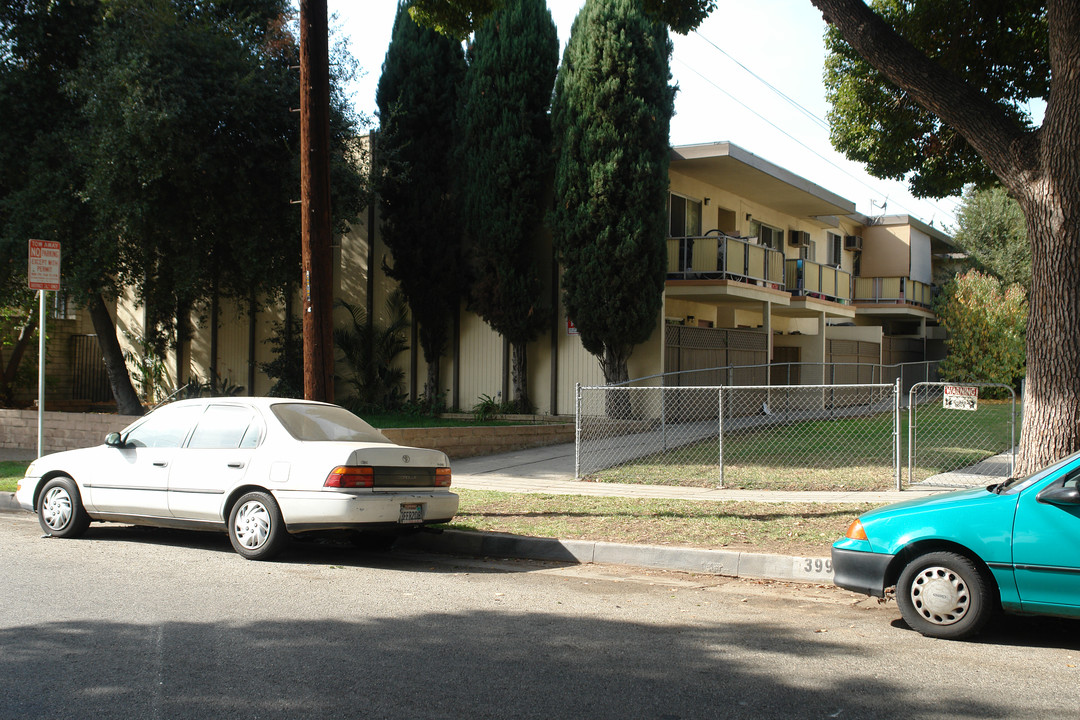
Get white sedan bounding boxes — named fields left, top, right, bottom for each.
left=15, top=398, right=459, bottom=560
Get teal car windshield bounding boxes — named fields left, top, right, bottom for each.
left=993, top=450, right=1080, bottom=495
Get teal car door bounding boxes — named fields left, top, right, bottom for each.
left=1011, top=465, right=1080, bottom=614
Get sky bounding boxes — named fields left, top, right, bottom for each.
left=325, top=0, right=963, bottom=231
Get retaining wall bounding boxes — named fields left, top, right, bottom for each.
left=0, top=409, right=141, bottom=455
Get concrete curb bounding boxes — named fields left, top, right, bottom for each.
left=0, top=492, right=23, bottom=514
left=396, top=529, right=834, bottom=584
left=0, top=492, right=834, bottom=583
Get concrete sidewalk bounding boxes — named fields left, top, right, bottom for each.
left=0, top=443, right=947, bottom=584
left=448, top=442, right=941, bottom=505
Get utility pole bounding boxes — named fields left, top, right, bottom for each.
left=299, top=0, right=334, bottom=402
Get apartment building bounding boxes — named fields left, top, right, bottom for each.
left=47, top=140, right=955, bottom=415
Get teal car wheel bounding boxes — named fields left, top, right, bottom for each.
left=897, top=551, right=994, bottom=640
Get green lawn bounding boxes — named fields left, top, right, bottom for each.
left=0, top=461, right=29, bottom=493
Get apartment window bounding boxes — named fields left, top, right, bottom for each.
left=669, top=194, right=702, bottom=237
left=800, top=242, right=816, bottom=262
left=828, top=232, right=842, bottom=266
left=749, top=220, right=783, bottom=249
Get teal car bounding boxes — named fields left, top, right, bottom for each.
left=832, top=451, right=1080, bottom=639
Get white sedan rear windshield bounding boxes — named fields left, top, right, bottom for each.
left=271, top=404, right=391, bottom=443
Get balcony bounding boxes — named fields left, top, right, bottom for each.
left=853, top=277, right=933, bottom=308
left=784, top=259, right=851, bottom=304
left=666, top=234, right=785, bottom=287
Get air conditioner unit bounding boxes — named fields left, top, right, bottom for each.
left=789, top=230, right=811, bottom=248
left=844, top=234, right=863, bottom=251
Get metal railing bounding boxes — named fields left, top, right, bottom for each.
left=666, top=234, right=785, bottom=287
left=620, top=360, right=941, bottom=398
left=784, top=259, right=852, bottom=304
left=852, top=276, right=934, bottom=308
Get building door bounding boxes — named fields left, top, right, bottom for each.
left=771, top=347, right=800, bottom=385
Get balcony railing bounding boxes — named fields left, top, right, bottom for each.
left=666, top=234, right=785, bottom=287
left=784, top=259, right=852, bottom=304
left=853, top=277, right=933, bottom=308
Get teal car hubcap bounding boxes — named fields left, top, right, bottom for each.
left=910, top=566, right=970, bottom=625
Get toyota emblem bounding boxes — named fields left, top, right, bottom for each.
left=402, top=454, right=411, bottom=463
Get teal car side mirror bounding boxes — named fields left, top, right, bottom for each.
left=104, top=432, right=124, bottom=448
left=1036, top=484, right=1080, bottom=506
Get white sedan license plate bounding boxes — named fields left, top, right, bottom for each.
left=398, top=503, right=424, bottom=524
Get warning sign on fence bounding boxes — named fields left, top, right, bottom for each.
left=943, top=384, right=978, bottom=411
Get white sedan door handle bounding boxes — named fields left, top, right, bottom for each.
left=227, top=462, right=245, bottom=469
left=153, top=461, right=168, bottom=468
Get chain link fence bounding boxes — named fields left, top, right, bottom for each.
left=908, top=382, right=1017, bottom=488
left=576, top=382, right=900, bottom=490
left=576, top=374, right=1020, bottom=492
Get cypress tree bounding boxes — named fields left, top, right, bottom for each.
left=456, top=0, right=558, bottom=414
left=375, top=2, right=466, bottom=406
left=550, top=0, right=675, bottom=385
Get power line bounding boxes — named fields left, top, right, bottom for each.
left=693, top=31, right=830, bottom=133
left=684, top=31, right=960, bottom=227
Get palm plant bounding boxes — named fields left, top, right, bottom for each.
left=334, top=290, right=410, bottom=413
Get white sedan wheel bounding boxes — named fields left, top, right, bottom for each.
left=228, top=491, right=287, bottom=561
left=233, top=499, right=272, bottom=550
left=41, top=485, right=74, bottom=532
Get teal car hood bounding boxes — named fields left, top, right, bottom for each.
left=855, top=485, right=1018, bottom=559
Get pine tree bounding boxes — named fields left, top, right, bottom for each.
left=550, top=0, right=675, bottom=386
left=375, top=2, right=467, bottom=407
left=456, top=0, right=558, bottom=414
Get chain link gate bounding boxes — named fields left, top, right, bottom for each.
left=908, top=382, right=1017, bottom=488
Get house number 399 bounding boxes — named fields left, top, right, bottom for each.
left=803, top=559, right=832, bottom=573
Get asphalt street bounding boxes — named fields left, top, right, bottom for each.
left=3, top=511, right=1080, bottom=720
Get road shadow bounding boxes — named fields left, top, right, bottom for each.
left=1, top=612, right=1014, bottom=720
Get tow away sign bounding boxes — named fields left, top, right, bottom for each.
left=943, top=384, right=978, bottom=411
left=28, top=239, right=61, bottom=291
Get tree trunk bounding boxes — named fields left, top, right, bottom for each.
left=87, top=293, right=144, bottom=416
left=1016, top=186, right=1080, bottom=474
left=424, top=356, right=440, bottom=410
left=510, top=341, right=531, bottom=414
left=601, top=344, right=632, bottom=419
left=209, top=278, right=219, bottom=391
left=0, top=307, right=38, bottom=406
left=810, top=0, right=1080, bottom=475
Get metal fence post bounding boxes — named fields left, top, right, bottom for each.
left=907, top=383, right=917, bottom=488
left=894, top=378, right=902, bottom=491
left=718, top=386, right=724, bottom=489
left=574, top=383, right=581, bottom=479
left=1010, top=387, right=1016, bottom=477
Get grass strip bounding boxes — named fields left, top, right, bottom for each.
left=0, top=461, right=29, bottom=493
left=450, top=488, right=883, bottom=557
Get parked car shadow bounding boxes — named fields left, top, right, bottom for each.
left=73, top=523, right=547, bottom=574
left=889, top=613, right=1080, bottom=650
